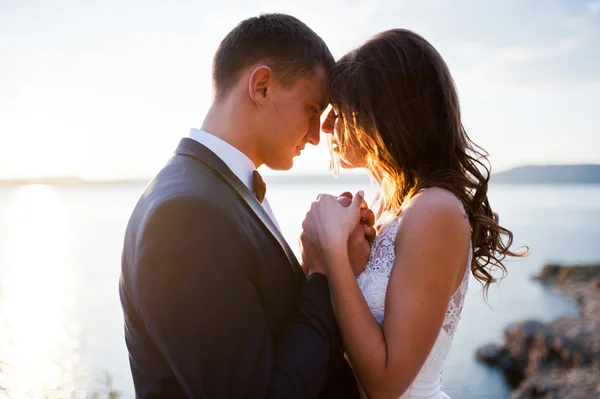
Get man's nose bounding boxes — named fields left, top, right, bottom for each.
left=307, top=117, right=321, bottom=145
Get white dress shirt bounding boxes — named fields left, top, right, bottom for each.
left=188, top=128, right=280, bottom=230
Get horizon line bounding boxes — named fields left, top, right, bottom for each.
left=1, top=163, right=600, bottom=185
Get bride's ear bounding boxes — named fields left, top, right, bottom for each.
left=248, top=65, right=273, bottom=106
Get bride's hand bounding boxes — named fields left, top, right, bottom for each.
left=302, top=190, right=365, bottom=257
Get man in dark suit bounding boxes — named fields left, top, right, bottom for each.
left=119, top=13, right=373, bottom=398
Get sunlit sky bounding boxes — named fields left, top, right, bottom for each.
left=1, top=0, right=599, bottom=180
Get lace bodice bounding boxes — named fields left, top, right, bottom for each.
left=356, top=210, right=471, bottom=399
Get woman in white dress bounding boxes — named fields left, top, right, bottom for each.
left=301, top=29, right=525, bottom=399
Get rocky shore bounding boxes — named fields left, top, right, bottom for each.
left=476, top=264, right=600, bottom=398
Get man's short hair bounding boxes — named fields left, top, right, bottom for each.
left=212, top=13, right=335, bottom=100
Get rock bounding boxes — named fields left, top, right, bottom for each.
left=478, top=263, right=600, bottom=396
left=589, top=277, right=600, bottom=294
left=535, top=263, right=600, bottom=285
left=476, top=343, right=525, bottom=388
left=475, top=344, right=506, bottom=365
left=510, top=366, right=600, bottom=399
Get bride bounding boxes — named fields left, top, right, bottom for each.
left=301, top=29, right=524, bottom=399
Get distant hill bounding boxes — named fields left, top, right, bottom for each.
left=491, top=165, right=600, bottom=184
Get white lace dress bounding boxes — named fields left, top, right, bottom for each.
left=356, top=210, right=471, bottom=399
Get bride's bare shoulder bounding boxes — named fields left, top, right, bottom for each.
left=398, top=187, right=470, bottom=236
left=404, top=187, right=468, bottom=217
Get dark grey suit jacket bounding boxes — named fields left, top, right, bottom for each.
left=119, top=138, right=359, bottom=398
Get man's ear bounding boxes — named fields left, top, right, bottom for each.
left=248, top=65, right=272, bottom=106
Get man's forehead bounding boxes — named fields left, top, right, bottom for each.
left=306, top=67, right=329, bottom=110
left=313, top=92, right=328, bottom=112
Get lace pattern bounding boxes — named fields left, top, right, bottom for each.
left=356, top=214, right=401, bottom=324
left=356, top=208, right=471, bottom=399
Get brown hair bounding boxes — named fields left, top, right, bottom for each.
left=212, top=13, right=335, bottom=100
left=329, top=29, right=526, bottom=296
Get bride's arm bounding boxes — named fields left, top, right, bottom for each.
left=322, top=193, right=471, bottom=399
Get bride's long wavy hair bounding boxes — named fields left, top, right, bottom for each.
left=329, top=29, right=526, bottom=296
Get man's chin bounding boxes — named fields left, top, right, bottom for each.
left=264, top=158, right=294, bottom=171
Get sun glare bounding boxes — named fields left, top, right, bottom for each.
left=0, top=185, right=83, bottom=398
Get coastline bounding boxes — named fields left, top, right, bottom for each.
left=476, top=264, right=600, bottom=398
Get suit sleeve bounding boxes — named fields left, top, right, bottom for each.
left=134, top=196, right=341, bottom=398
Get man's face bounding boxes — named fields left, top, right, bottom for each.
left=259, top=66, right=328, bottom=170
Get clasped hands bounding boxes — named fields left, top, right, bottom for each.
left=299, top=191, right=376, bottom=277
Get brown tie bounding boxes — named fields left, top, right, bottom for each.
left=253, top=170, right=267, bottom=203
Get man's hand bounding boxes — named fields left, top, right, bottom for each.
left=299, top=192, right=377, bottom=277
left=337, top=192, right=376, bottom=277
left=298, top=229, right=327, bottom=276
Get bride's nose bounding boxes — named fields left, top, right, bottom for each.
left=321, top=113, right=334, bottom=134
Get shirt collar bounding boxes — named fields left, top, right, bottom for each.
left=188, top=128, right=257, bottom=191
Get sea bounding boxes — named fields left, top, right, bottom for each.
left=0, top=179, right=598, bottom=399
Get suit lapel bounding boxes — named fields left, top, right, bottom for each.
left=175, top=138, right=304, bottom=280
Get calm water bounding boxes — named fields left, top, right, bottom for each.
left=0, top=181, right=598, bottom=399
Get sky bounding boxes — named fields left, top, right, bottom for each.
left=0, top=0, right=599, bottom=180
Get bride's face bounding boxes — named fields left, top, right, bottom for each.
left=322, top=106, right=366, bottom=168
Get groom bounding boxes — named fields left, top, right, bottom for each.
left=119, top=13, right=373, bottom=398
